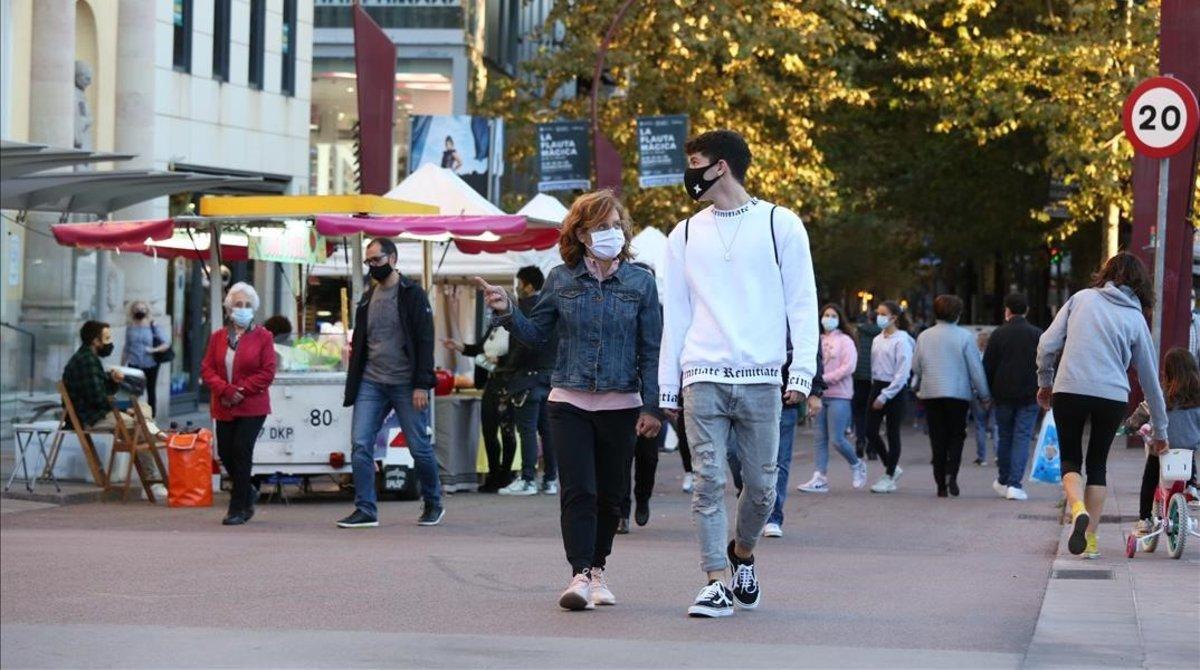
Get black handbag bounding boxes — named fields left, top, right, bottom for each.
left=151, top=322, right=175, bottom=364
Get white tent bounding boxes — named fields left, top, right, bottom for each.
left=630, top=226, right=669, bottom=298
left=383, top=162, right=504, bottom=216
left=516, top=193, right=569, bottom=226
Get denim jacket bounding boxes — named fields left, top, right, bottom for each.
left=496, top=261, right=662, bottom=414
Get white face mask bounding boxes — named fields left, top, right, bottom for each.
left=821, top=316, right=839, bottom=333
left=587, top=228, right=625, bottom=261
left=876, top=314, right=892, bottom=330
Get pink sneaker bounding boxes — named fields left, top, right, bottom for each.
left=559, top=572, right=595, bottom=611
left=590, top=567, right=615, bottom=606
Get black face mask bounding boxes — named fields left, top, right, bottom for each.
left=97, top=343, right=115, bottom=358
left=683, top=163, right=722, bottom=201
left=368, top=264, right=394, bottom=282
left=132, top=310, right=147, bottom=320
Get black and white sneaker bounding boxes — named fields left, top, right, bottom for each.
left=418, top=503, right=445, bottom=526
left=688, top=580, right=735, bottom=618
left=728, top=541, right=761, bottom=609
left=336, top=510, right=378, bottom=528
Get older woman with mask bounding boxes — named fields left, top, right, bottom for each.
left=122, top=300, right=170, bottom=416
left=200, top=282, right=276, bottom=526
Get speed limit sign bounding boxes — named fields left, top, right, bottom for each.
left=1121, top=76, right=1199, bottom=158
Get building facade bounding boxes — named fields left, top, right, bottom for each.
left=1, top=0, right=313, bottom=416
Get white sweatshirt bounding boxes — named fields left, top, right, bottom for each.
left=658, top=198, right=819, bottom=409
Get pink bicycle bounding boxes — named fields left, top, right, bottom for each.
left=1126, top=443, right=1198, bottom=560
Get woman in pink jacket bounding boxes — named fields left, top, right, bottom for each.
left=798, top=304, right=869, bottom=493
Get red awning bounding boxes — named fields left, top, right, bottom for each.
left=455, top=228, right=561, bottom=254
left=50, top=218, right=175, bottom=249
left=315, top=214, right=526, bottom=238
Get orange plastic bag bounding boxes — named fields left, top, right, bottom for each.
left=167, top=429, right=214, bottom=507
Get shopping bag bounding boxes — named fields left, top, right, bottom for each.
left=167, top=429, right=214, bottom=507
left=1030, top=410, right=1061, bottom=484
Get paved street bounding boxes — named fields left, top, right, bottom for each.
left=2, top=423, right=1080, bottom=668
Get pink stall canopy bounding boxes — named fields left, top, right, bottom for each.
left=315, top=214, right=527, bottom=239
left=50, top=218, right=175, bottom=249
left=455, top=228, right=560, bottom=254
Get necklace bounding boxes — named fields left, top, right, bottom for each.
left=713, top=200, right=754, bottom=261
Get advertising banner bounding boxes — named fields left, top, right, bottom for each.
left=537, top=121, right=591, bottom=192
left=637, top=115, right=688, bottom=188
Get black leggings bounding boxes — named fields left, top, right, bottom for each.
left=868, top=381, right=907, bottom=477
left=134, top=365, right=160, bottom=417
left=548, top=402, right=638, bottom=574
left=1052, top=392, right=1126, bottom=486
left=216, top=415, right=266, bottom=514
left=924, top=398, right=969, bottom=487
left=480, top=379, right=516, bottom=477
left=621, top=428, right=664, bottom=518
left=674, top=410, right=693, bottom=473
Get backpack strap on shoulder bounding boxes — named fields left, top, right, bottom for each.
left=770, top=205, right=779, bottom=267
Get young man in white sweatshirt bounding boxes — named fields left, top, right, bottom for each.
left=659, top=130, right=819, bottom=617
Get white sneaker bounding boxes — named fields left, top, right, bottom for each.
left=797, top=472, right=829, bottom=493
left=851, top=460, right=868, bottom=489
left=762, top=522, right=783, bottom=538
left=559, top=572, right=595, bottom=611
left=992, top=480, right=1007, bottom=497
left=589, top=568, right=615, bottom=606
left=870, top=475, right=896, bottom=494
left=499, top=479, right=538, bottom=496
left=892, top=465, right=904, bottom=483
left=541, top=479, right=558, bottom=495
left=681, top=472, right=695, bottom=493
left=1005, top=486, right=1028, bottom=501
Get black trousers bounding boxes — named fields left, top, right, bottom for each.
left=867, top=381, right=907, bottom=476
left=1052, top=392, right=1126, bottom=486
left=924, top=398, right=970, bottom=489
left=134, top=364, right=160, bottom=417
left=852, top=378, right=874, bottom=450
left=674, top=410, right=693, bottom=473
left=548, top=402, right=638, bottom=574
left=481, top=379, right=516, bottom=479
left=621, top=428, right=664, bottom=518
left=216, top=415, right=266, bottom=514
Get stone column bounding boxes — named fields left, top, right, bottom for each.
left=21, top=0, right=78, bottom=330
left=113, top=0, right=169, bottom=414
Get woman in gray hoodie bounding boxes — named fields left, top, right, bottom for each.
left=1037, top=253, right=1169, bottom=559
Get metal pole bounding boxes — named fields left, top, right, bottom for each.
left=208, top=222, right=223, bottom=333
left=350, top=232, right=363, bottom=327
left=1151, top=157, right=1169, bottom=354
left=93, top=250, right=108, bottom=320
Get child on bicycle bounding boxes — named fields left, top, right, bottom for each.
left=1124, top=347, right=1200, bottom=536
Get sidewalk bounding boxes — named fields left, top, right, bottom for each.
left=1024, top=443, right=1200, bottom=668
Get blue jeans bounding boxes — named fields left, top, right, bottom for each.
left=513, top=384, right=555, bottom=482
left=994, top=402, right=1039, bottom=489
left=351, top=379, right=442, bottom=516
left=971, top=398, right=997, bottom=460
left=813, top=398, right=858, bottom=475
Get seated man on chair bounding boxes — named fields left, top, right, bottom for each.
left=63, top=320, right=164, bottom=440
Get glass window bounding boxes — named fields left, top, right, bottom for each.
left=172, top=0, right=193, bottom=73
left=249, top=0, right=266, bottom=90
left=313, top=4, right=464, bottom=29
left=282, top=0, right=297, bottom=96
left=213, top=0, right=231, bottom=82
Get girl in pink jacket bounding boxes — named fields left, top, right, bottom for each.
left=798, top=305, right=870, bottom=493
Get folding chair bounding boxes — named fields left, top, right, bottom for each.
left=105, top=401, right=168, bottom=503
left=54, top=381, right=110, bottom=488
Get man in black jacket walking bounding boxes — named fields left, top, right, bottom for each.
left=982, top=293, right=1043, bottom=501
left=339, top=237, right=443, bottom=528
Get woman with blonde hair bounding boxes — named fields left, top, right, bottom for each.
left=476, top=190, right=662, bottom=611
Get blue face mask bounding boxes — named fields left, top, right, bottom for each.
left=231, top=307, right=254, bottom=328
left=876, top=314, right=892, bottom=330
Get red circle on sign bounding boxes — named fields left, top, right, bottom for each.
left=1122, top=76, right=1200, bottom=159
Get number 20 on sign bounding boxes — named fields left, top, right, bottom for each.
left=1121, top=75, right=1199, bottom=353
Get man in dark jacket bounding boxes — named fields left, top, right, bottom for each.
left=852, top=314, right=881, bottom=459
left=446, top=321, right=517, bottom=494
left=501, top=265, right=559, bottom=496
left=982, top=293, right=1043, bottom=500
left=339, top=237, right=443, bottom=528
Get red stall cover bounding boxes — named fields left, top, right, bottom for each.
left=455, top=228, right=560, bottom=254
left=51, top=218, right=175, bottom=249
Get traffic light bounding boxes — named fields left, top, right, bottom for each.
left=1048, top=245, right=1063, bottom=264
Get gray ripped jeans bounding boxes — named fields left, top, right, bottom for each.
left=683, top=382, right=782, bottom=573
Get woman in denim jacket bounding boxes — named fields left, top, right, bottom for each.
left=476, top=189, right=662, bottom=612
